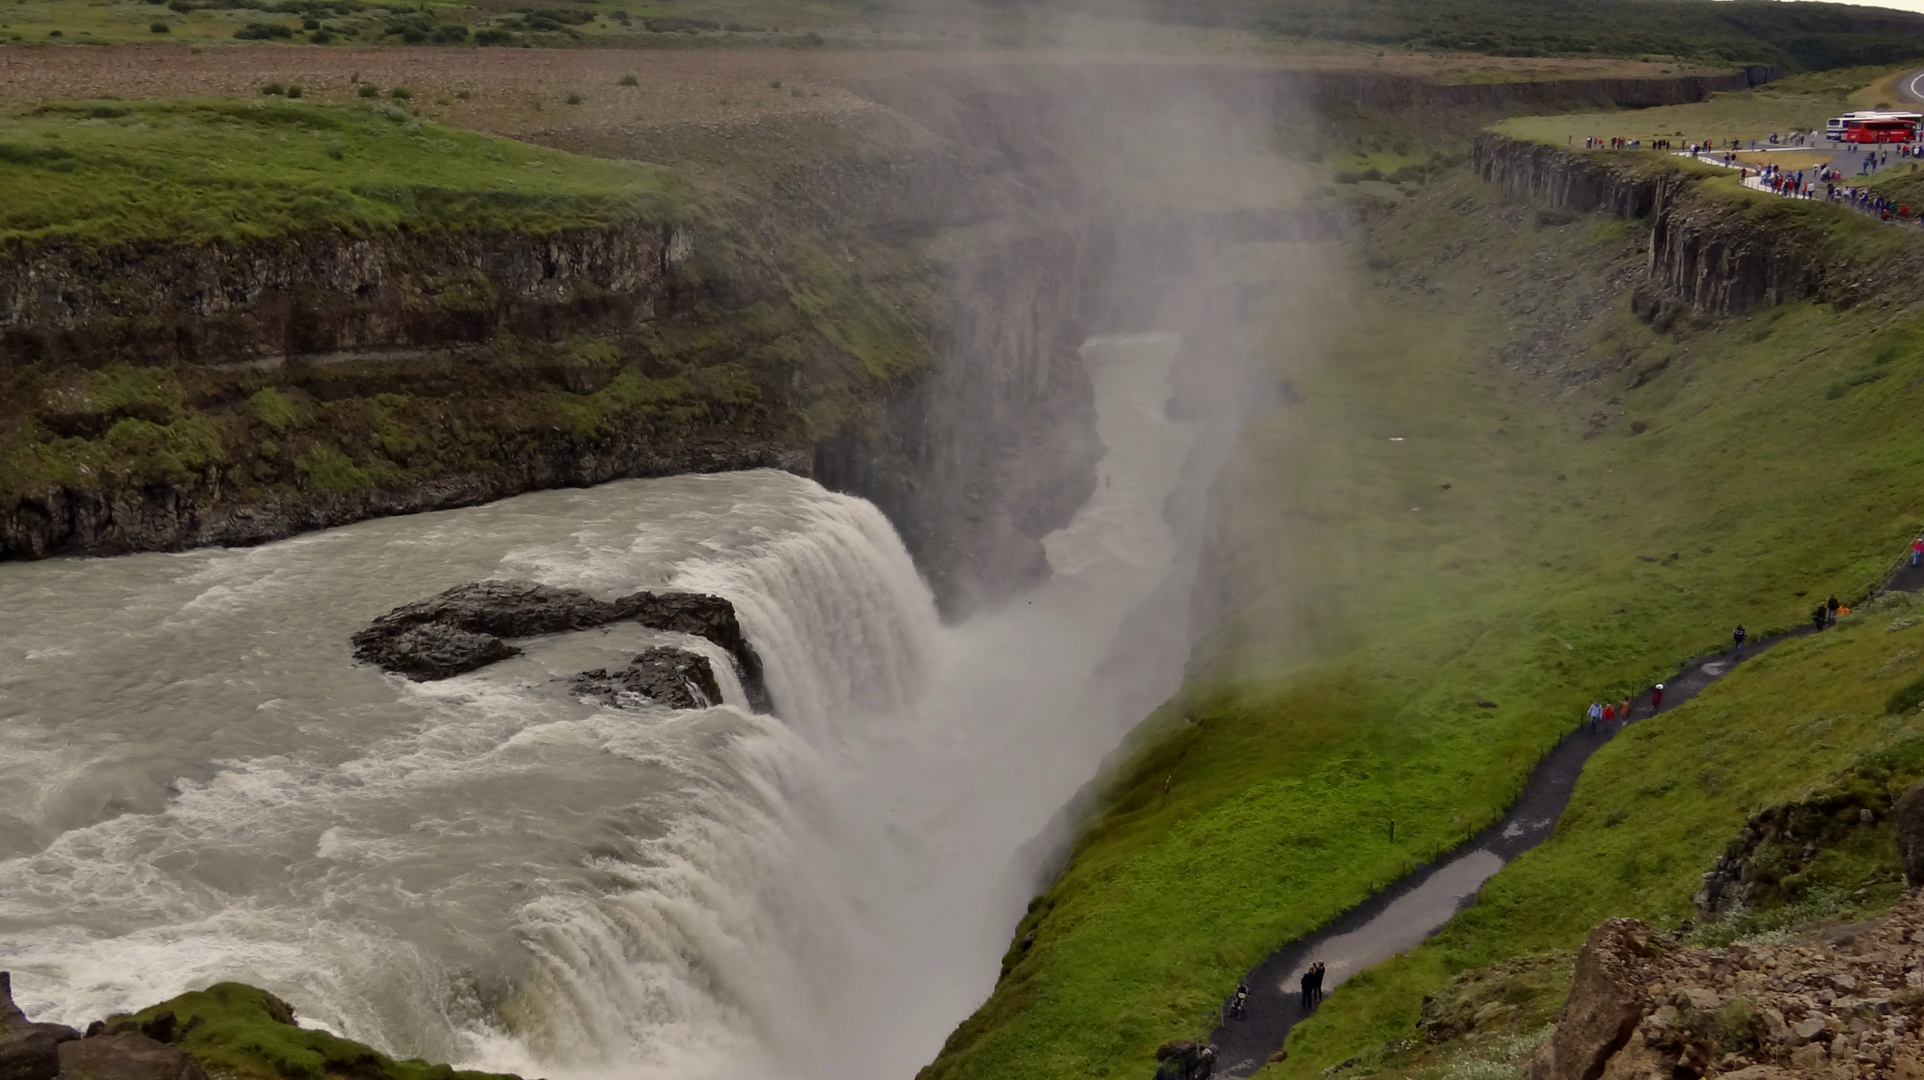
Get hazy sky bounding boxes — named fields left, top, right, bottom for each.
left=1772, top=0, right=1924, bottom=12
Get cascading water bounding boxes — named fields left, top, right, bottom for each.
left=0, top=334, right=1200, bottom=1080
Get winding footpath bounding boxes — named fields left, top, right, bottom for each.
left=1206, top=546, right=1924, bottom=1078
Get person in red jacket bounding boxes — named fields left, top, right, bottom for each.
left=1651, top=683, right=1664, bottom=713
left=1602, top=702, right=1616, bottom=724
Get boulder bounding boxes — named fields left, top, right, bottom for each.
left=352, top=580, right=770, bottom=710
left=1, top=973, right=80, bottom=1080
left=1521, top=920, right=1664, bottom=1080
left=1894, top=783, right=1924, bottom=889
left=55, top=1034, right=207, bottom=1080
left=373, top=623, right=522, bottom=681
left=573, top=647, right=725, bottom=710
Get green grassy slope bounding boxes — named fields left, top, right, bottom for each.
left=921, top=110, right=1924, bottom=1080
left=0, top=99, right=684, bottom=248
left=1272, top=603, right=1924, bottom=1080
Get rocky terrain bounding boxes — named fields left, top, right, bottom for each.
left=572, top=646, right=725, bottom=710
left=350, top=579, right=769, bottom=709
left=1524, top=898, right=1924, bottom=1080
left=2, top=972, right=209, bottom=1080
left=1521, top=780, right=1924, bottom=1080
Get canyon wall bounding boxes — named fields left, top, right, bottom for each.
left=0, top=67, right=1792, bottom=616
left=1471, top=132, right=1843, bottom=323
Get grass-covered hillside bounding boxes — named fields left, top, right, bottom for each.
left=920, top=70, right=1924, bottom=1080
left=0, top=98, right=684, bottom=247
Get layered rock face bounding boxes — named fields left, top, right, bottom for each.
left=1471, top=134, right=1833, bottom=325
left=1523, top=897, right=1924, bottom=1080
left=0, top=223, right=690, bottom=368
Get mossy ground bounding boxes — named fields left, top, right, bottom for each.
left=124, top=982, right=518, bottom=1080
left=921, top=81, right=1924, bottom=1080
left=0, top=98, right=684, bottom=248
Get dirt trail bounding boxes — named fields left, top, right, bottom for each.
left=1205, top=544, right=1922, bottom=1078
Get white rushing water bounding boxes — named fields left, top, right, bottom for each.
left=0, top=334, right=1197, bottom=1080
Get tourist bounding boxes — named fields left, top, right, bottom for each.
left=1619, top=697, right=1630, bottom=722
left=1231, top=983, right=1249, bottom=1020
left=1909, top=536, right=1922, bottom=567
left=1813, top=605, right=1829, bottom=632
left=1651, top=683, right=1664, bottom=713
left=1602, top=701, right=1616, bottom=724
left=1828, top=596, right=1841, bottom=626
left=1588, top=701, right=1603, bottom=733
left=1299, top=968, right=1313, bottom=1010
left=1311, top=962, right=1326, bottom=1005
left=1733, top=625, right=1747, bottom=657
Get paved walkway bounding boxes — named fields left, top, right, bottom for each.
left=1673, top=144, right=1924, bottom=226
left=1204, top=538, right=1924, bottom=1078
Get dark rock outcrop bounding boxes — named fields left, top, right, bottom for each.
left=1895, top=783, right=1924, bottom=889
left=572, top=647, right=724, bottom=710
left=1, top=972, right=80, bottom=1080
left=57, top=1034, right=209, bottom=1080
left=1695, top=781, right=1904, bottom=920
left=352, top=580, right=770, bottom=710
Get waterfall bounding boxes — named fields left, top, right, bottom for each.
left=0, top=334, right=1202, bottom=1080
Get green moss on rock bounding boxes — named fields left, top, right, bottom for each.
left=126, top=983, right=521, bottom=1080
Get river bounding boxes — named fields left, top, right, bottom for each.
left=0, top=334, right=1201, bottom=1080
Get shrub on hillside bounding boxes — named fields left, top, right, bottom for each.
left=618, top=73, right=639, bottom=86
left=1889, top=675, right=1924, bottom=716
left=357, top=84, right=379, bottom=98
left=150, top=20, right=170, bottom=32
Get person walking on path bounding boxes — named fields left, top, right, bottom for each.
left=1733, top=624, right=1747, bottom=658
left=1311, top=962, right=1326, bottom=1006
left=1299, top=969, right=1313, bottom=1010
left=1619, top=697, right=1631, bottom=723
left=1651, top=683, right=1664, bottom=713
left=1911, top=537, right=1923, bottom=567
left=1588, top=701, right=1603, bottom=733
left=1602, top=701, right=1616, bottom=725
left=1813, top=604, right=1829, bottom=633
left=1828, top=595, right=1841, bottom=626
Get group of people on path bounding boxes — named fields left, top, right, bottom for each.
left=1811, top=594, right=1849, bottom=632
left=1586, top=685, right=1663, bottom=733
left=1297, top=962, right=1327, bottom=1010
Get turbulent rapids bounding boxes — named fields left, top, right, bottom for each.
left=0, top=335, right=1199, bottom=1080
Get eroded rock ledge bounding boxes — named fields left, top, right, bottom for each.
left=1523, top=895, right=1924, bottom=1080
left=351, top=580, right=771, bottom=711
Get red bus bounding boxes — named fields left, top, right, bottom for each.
left=1837, top=113, right=1921, bottom=143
